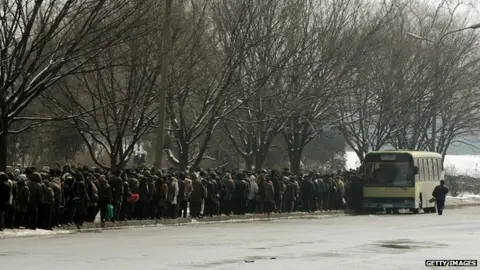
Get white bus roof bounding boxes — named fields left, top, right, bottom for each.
left=366, top=150, right=442, bottom=159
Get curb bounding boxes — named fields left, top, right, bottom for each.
left=59, top=210, right=349, bottom=232
left=66, top=202, right=479, bottom=232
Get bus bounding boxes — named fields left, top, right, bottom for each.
left=362, top=150, right=444, bottom=214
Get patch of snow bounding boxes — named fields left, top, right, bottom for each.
left=447, top=192, right=480, bottom=202
left=0, top=229, right=72, bottom=239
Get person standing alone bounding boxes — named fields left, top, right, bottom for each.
left=432, top=180, right=449, bottom=215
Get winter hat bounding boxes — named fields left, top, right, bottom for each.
left=18, top=174, right=27, bottom=182
left=249, top=175, right=256, bottom=181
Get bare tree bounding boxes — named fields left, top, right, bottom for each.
left=282, top=0, right=396, bottom=173
left=53, top=30, right=160, bottom=171
left=221, top=0, right=305, bottom=169
left=0, top=0, right=153, bottom=170
left=389, top=1, right=480, bottom=158
left=337, top=1, right=439, bottom=161
left=164, top=0, right=266, bottom=170
left=338, top=10, right=432, bottom=161
left=339, top=0, right=480, bottom=163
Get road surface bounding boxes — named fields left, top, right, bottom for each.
left=1, top=207, right=479, bottom=270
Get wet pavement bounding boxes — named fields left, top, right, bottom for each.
left=1, top=207, right=479, bottom=270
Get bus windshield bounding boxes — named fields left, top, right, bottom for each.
left=365, top=162, right=414, bottom=186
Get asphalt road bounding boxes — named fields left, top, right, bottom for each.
left=1, top=207, right=479, bottom=270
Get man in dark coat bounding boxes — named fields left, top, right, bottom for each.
left=432, top=180, right=449, bottom=215
left=349, top=174, right=363, bottom=212
left=71, top=172, right=89, bottom=230
left=205, top=176, right=219, bottom=217
left=270, top=170, right=282, bottom=213
left=108, top=171, right=123, bottom=222
left=14, top=175, right=30, bottom=229
left=0, top=173, right=11, bottom=231
left=283, top=178, right=295, bottom=212
left=97, top=175, right=112, bottom=226
left=301, top=176, right=315, bottom=212
left=315, top=176, right=325, bottom=211
left=232, top=173, right=248, bottom=215
left=189, top=176, right=204, bottom=218
left=221, top=173, right=235, bottom=215
left=26, top=172, right=44, bottom=230
left=48, top=171, right=63, bottom=228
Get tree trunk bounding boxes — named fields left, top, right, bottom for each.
left=0, top=132, right=8, bottom=171
left=110, top=153, right=118, bottom=172
left=178, top=143, right=189, bottom=171
left=288, top=148, right=303, bottom=175
left=244, top=155, right=253, bottom=170
left=254, top=151, right=267, bottom=170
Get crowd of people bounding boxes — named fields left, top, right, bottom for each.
left=0, top=165, right=363, bottom=231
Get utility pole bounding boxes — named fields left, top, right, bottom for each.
left=154, top=0, right=172, bottom=169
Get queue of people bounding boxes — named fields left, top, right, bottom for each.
left=0, top=165, right=363, bottom=231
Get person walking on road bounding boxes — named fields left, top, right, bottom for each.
left=432, top=180, right=449, bottom=215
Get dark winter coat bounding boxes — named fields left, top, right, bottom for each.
left=264, top=181, right=275, bottom=202
left=138, top=178, right=149, bottom=202
left=190, top=178, right=205, bottom=203
left=98, top=177, right=113, bottom=204
left=127, top=176, right=140, bottom=194
left=48, top=179, right=64, bottom=207
left=146, top=177, right=155, bottom=202
left=0, top=180, right=10, bottom=210
left=15, top=181, right=30, bottom=213
left=167, top=178, right=179, bottom=204
left=158, top=181, right=168, bottom=207
left=315, top=179, right=325, bottom=199
left=206, top=179, right=217, bottom=200
left=232, top=179, right=248, bottom=200
left=283, top=181, right=295, bottom=201
left=301, top=179, right=315, bottom=200
left=432, top=185, right=449, bottom=201
left=271, top=174, right=281, bottom=200
left=222, top=175, right=235, bottom=201
left=70, top=178, right=90, bottom=209
left=26, top=173, right=44, bottom=211
left=108, top=175, right=124, bottom=203
left=177, top=179, right=186, bottom=202
left=154, top=178, right=167, bottom=201
left=42, top=183, right=55, bottom=205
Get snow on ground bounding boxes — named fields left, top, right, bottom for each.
left=0, top=229, right=72, bottom=239
left=346, top=151, right=480, bottom=177
left=447, top=192, right=480, bottom=203
left=1, top=207, right=480, bottom=270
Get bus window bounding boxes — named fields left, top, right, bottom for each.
left=431, top=159, right=436, bottom=180
left=414, top=159, right=420, bottom=181
left=433, top=159, right=439, bottom=179
left=364, top=162, right=414, bottom=186
left=423, top=159, right=429, bottom=181
left=418, top=159, right=425, bottom=181
left=426, top=159, right=432, bottom=181
left=436, top=158, right=442, bottom=179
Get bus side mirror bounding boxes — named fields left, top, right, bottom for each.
left=413, top=166, right=418, bottom=175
